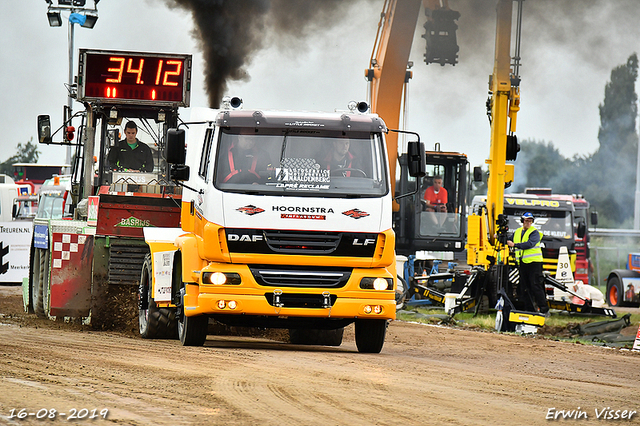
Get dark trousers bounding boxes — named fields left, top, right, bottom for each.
left=518, top=261, right=548, bottom=313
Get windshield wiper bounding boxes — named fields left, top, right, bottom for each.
left=276, top=131, right=289, bottom=182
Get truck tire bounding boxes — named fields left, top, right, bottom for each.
left=41, top=249, right=51, bottom=319
left=27, top=244, right=36, bottom=314
left=177, top=288, right=208, bottom=346
left=34, top=248, right=50, bottom=318
left=139, top=255, right=178, bottom=339
left=289, top=328, right=344, bottom=346
left=355, top=319, right=387, bottom=353
left=606, top=276, right=627, bottom=307
left=31, top=248, right=44, bottom=317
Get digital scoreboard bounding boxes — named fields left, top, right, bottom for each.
left=77, top=49, right=192, bottom=107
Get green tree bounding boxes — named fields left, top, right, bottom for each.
left=508, top=54, right=639, bottom=228
left=512, top=139, right=572, bottom=193
left=0, top=138, right=41, bottom=176
left=590, top=53, right=639, bottom=224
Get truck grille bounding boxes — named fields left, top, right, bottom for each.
left=108, top=242, right=149, bottom=285
left=250, top=265, right=351, bottom=288
left=263, top=230, right=341, bottom=254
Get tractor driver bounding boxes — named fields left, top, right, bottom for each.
left=107, top=121, right=155, bottom=172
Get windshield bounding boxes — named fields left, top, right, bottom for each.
left=417, top=164, right=463, bottom=238
left=14, top=199, right=38, bottom=220
left=37, top=194, right=65, bottom=220
left=505, top=208, right=573, bottom=240
left=213, top=128, right=388, bottom=197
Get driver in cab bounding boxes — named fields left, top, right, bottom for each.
left=219, top=134, right=272, bottom=184
left=107, top=121, right=154, bottom=172
left=321, top=139, right=360, bottom=177
left=423, top=175, right=447, bottom=212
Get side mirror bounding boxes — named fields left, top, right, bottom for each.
left=407, top=141, right=426, bottom=178
left=166, top=128, right=186, bottom=164
left=590, top=211, right=598, bottom=226
left=577, top=220, right=586, bottom=239
left=12, top=203, right=18, bottom=219
left=37, top=115, right=52, bottom=144
left=473, top=166, right=483, bottom=182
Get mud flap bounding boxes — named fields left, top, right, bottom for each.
left=49, top=233, right=94, bottom=317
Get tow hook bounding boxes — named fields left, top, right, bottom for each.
left=322, top=291, right=332, bottom=317
left=273, top=289, right=283, bottom=314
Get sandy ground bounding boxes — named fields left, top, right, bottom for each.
left=0, top=284, right=639, bottom=426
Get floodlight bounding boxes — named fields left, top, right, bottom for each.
left=82, top=13, right=98, bottom=28
left=47, top=11, right=62, bottom=27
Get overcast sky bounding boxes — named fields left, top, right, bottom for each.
left=1, top=0, right=639, bottom=171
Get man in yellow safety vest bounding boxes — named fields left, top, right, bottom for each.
left=507, top=212, right=549, bottom=314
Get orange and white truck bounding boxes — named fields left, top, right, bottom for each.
left=139, top=101, right=425, bottom=353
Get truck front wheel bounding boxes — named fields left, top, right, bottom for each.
left=355, top=319, right=387, bottom=353
left=139, top=255, right=178, bottom=339
left=177, top=288, right=208, bottom=346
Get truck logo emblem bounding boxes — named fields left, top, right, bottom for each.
left=237, top=205, right=265, bottom=215
left=353, top=238, right=376, bottom=246
left=227, top=234, right=263, bottom=242
left=342, top=209, right=369, bottom=219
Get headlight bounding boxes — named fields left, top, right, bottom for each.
left=360, top=277, right=393, bottom=290
left=202, top=272, right=242, bottom=285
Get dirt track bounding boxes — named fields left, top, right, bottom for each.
left=1, top=285, right=639, bottom=426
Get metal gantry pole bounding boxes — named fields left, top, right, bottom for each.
left=66, top=17, right=75, bottom=166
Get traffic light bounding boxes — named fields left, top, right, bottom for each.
left=65, top=126, right=76, bottom=142
left=422, top=7, right=461, bottom=66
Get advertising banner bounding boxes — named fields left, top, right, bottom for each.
left=0, top=221, right=33, bottom=283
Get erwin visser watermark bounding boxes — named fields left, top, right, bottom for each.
left=546, top=407, right=637, bottom=421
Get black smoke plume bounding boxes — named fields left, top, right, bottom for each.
left=163, top=0, right=356, bottom=108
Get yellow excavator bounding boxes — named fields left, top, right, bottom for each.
left=367, top=0, right=616, bottom=319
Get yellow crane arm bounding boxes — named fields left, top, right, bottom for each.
left=467, top=0, right=522, bottom=266
left=485, top=0, right=515, bottom=242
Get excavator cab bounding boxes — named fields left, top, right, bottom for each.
left=395, top=149, right=468, bottom=255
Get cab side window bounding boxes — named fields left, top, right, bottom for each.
left=198, top=128, right=214, bottom=181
